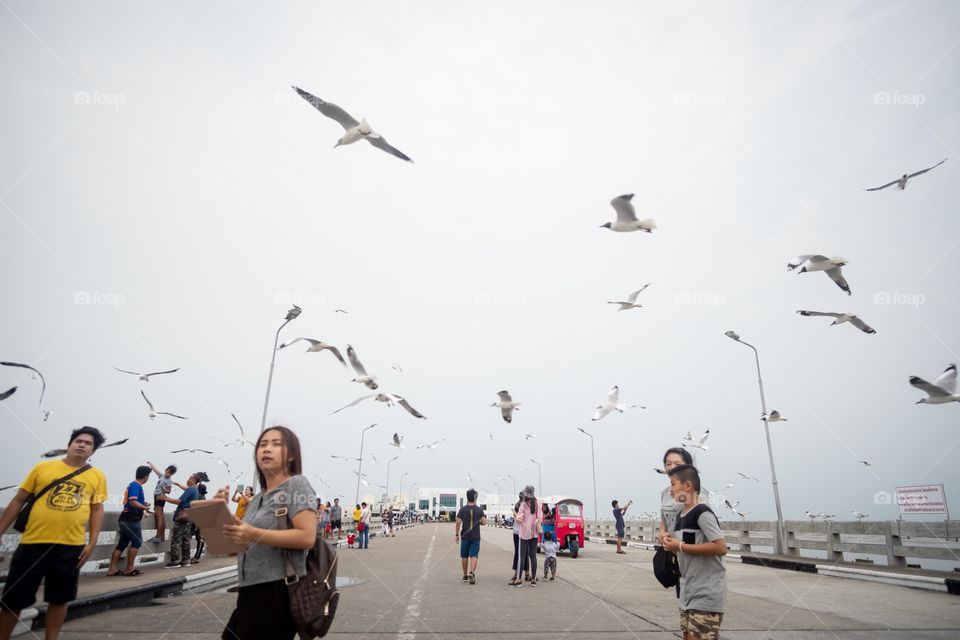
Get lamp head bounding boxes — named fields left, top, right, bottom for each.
left=285, top=304, right=302, bottom=321
left=724, top=330, right=741, bottom=341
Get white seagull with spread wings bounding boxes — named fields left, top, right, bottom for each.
left=607, top=284, right=650, bottom=311
left=1, top=362, right=46, bottom=406
left=796, top=310, right=876, bottom=334
left=332, top=392, right=426, bottom=419
left=491, top=390, right=521, bottom=423
left=682, top=429, right=710, bottom=451
left=787, top=255, right=851, bottom=295
left=293, top=86, right=413, bottom=163
left=277, top=338, right=346, bottom=366
left=141, top=391, right=186, bottom=420
left=600, top=194, right=656, bottom=233
left=113, top=367, right=179, bottom=382
left=865, top=159, right=946, bottom=191
left=910, top=364, right=959, bottom=404
left=347, top=345, right=378, bottom=390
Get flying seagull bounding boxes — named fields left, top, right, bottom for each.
left=42, top=438, right=129, bottom=458
left=796, top=310, right=876, bottom=334
left=333, top=309, right=349, bottom=314
left=41, top=409, right=52, bottom=422
left=277, top=338, right=346, bottom=366
left=113, top=367, right=179, bottom=382
left=522, top=433, right=536, bottom=440
left=654, top=467, right=666, bottom=475
left=486, top=433, right=495, bottom=440
left=0, top=387, right=15, bottom=402
left=370, top=452, right=378, bottom=464
left=332, top=392, right=425, bottom=419
left=600, top=194, right=656, bottom=233
left=211, top=456, right=242, bottom=482
left=329, top=454, right=361, bottom=461
left=787, top=255, right=851, bottom=295
left=857, top=460, right=872, bottom=467
left=852, top=511, right=870, bottom=521
left=1, top=362, right=46, bottom=406
left=592, top=386, right=627, bottom=421
left=682, top=429, right=710, bottom=451
left=607, top=284, right=650, bottom=311
left=910, top=364, right=959, bottom=404
left=347, top=345, right=378, bottom=390
left=141, top=390, right=187, bottom=420
left=491, top=390, right=521, bottom=423
left=391, top=362, right=403, bottom=374
left=762, top=411, right=788, bottom=422
left=736, top=472, right=760, bottom=482
left=416, top=439, right=445, bottom=450
left=389, top=433, right=404, bottom=449
left=171, top=448, right=214, bottom=454
left=292, top=86, right=413, bottom=163
left=865, top=159, right=946, bottom=191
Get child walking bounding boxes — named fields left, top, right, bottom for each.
left=541, top=531, right=559, bottom=580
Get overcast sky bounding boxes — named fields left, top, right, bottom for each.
left=2, top=1, right=958, bottom=523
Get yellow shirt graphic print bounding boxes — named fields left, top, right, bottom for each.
left=18, top=459, right=108, bottom=546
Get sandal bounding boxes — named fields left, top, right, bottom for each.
left=124, top=569, right=144, bottom=576
left=508, top=578, right=521, bottom=586
left=105, top=570, right=123, bottom=577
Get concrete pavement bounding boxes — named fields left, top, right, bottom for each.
left=56, top=522, right=960, bottom=638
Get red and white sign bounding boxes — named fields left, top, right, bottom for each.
left=895, top=484, right=948, bottom=516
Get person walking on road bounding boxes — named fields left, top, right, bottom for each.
left=359, top=501, right=371, bottom=549
left=455, top=489, right=486, bottom=584
left=510, top=485, right=540, bottom=587
left=330, top=498, right=343, bottom=539
left=613, top=498, right=632, bottom=554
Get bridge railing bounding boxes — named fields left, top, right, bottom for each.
left=585, top=519, right=960, bottom=570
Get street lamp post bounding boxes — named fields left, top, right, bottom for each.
left=355, top=424, right=378, bottom=505
left=529, top=459, right=542, bottom=498
left=725, top=330, right=787, bottom=556
left=577, top=427, right=599, bottom=524
left=260, top=305, right=302, bottom=430
left=385, top=455, right=399, bottom=505
left=507, top=473, right=517, bottom=500
left=399, top=472, right=409, bottom=512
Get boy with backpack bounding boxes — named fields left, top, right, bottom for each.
left=661, top=464, right=727, bottom=640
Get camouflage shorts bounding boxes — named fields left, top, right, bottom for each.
left=680, top=609, right=723, bottom=639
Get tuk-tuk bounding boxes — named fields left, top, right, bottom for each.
left=538, top=495, right=585, bottom=558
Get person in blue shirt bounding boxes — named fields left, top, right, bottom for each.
left=612, top=499, right=632, bottom=555
left=105, top=465, right=153, bottom=576
left=163, top=471, right=208, bottom=567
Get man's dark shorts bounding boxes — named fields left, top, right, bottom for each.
left=616, top=525, right=625, bottom=538
left=331, top=519, right=342, bottom=531
left=116, top=519, right=143, bottom=551
left=0, top=543, right=84, bottom=610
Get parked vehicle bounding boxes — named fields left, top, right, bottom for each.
left=538, top=495, right=585, bottom=558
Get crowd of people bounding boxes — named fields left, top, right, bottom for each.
left=0, top=426, right=727, bottom=640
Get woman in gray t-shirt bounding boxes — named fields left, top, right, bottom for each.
left=658, top=447, right=693, bottom=545
left=219, top=426, right=317, bottom=640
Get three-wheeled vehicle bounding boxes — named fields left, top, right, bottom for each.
left=538, top=495, right=585, bottom=558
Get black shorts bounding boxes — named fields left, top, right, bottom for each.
left=222, top=579, right=296, bottom=640
left=331, top=519, right=342, bottom=530
left=0, top=543, right=84, bottom=610
left=154, top=497, right=166, bottom=509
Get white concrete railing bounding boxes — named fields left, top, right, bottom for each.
left=586, top=519, right=960, bottom=570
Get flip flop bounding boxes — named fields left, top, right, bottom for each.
left=124, top=569, right=144, bottom=576
left=105, top=570, right=123, bottom=577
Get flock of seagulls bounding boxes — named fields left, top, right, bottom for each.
left=1, top=80, right=952, bottom=522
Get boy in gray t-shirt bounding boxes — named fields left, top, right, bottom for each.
left=661, top=464, right=727, bottom=640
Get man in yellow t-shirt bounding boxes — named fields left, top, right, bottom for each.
left=0, top=427, right=108, bottom=640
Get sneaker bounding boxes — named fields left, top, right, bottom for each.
left=530, top=579, right=537, bottom=587
left=468, top=572, right=476, bottom=585
left=549, top=575, right=555, bottom=581
left=179, top=563, right=191, bottom=568
left=164, top=562, right=180, bottom=567
left=462, top=575, right=469, bottom=582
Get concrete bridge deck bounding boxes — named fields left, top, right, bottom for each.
left=48, top=523, right=960, bottom=639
